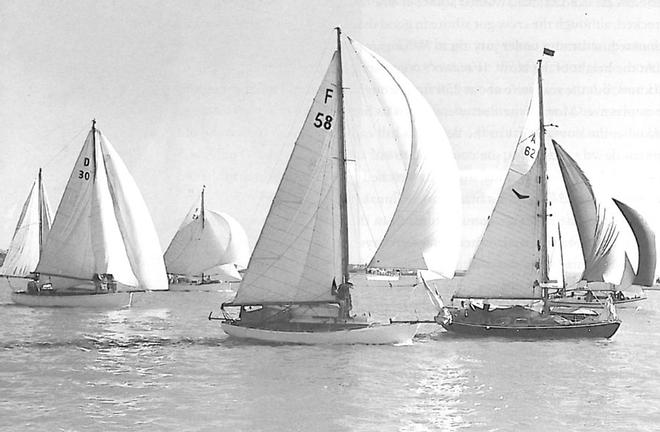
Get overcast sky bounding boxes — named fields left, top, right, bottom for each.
left=2, top=1, right=659, bottom=275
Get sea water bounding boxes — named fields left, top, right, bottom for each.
left=1, top=276, right=659, bottom=431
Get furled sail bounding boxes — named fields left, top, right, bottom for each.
left=36, top=126, right=167, bottom=291
left=0, top=171, right=52, bottom=277
left=613, top=198, right=656, bottom=286
left=347, top=38, right=461, bottom=277
left=233, top=54, right=342, bottom=304
left=164, top=192, right=250, bottom=278
left=553, top=140, right=625, bottom=285
left=456, top=78, right=544, bottom=299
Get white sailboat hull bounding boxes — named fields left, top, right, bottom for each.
left=220, top=322, right=419, bottom=345
left=11, top=291, right=132, bottom=308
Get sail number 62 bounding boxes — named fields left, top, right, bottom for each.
left=313, top=112, right=333, bottom=130
left=524, top=146, right=536, bottom=158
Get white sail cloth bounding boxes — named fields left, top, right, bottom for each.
left=164, top=195, right=250, bottom=278
left=457, top=77, right=544, bottom=299
left=234, top=35, right=461, bottom=305
left=0, top=174, right=52, bottom=277
left=35, top=127, right=168, bottom=291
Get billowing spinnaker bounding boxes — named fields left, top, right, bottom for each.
left=613, top=198, right=656, bottom=286
left=553, top=141, right=625, bottom=285
left=348, top=38, right=461, bottom=277
left=234, top=54, right=341, bottom=304
left=99, top=132, right=168, bottom=291
left=164, top=199, right=249, bottom=276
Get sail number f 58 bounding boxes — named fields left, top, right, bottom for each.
left=313, top=87, right=334, bottom=130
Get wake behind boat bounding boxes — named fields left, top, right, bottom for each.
left=212, top=28, right=462, bottom=344
left=11, top=120, right=168, bottom=308
left=438, top=49, right=627, bottom=338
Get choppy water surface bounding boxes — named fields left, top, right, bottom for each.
left=1, top=277, right=659, bottom=431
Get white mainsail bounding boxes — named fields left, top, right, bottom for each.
left=35, top=124, right=167, bottom=291
left=0, top=171, right=52, bottom=277
left=233, top=34, right=461, bottom=305
left=164, top=190, right=250, bottom=278
left=457, top=77, right=544, bottom=299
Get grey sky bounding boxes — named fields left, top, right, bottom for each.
left=2, top=1, right=659, bottom=274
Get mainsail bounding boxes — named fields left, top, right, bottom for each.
left=457, top=76, right=544, bottom=299
left=164, top=189, right=250, bottom=279
left=0, top=170, right=52, bottom=277
left=613, top=198, right=657, bottom=286
left=35, top=123, right=168, bottom=291
left=233, top=33, right=461, bottom=305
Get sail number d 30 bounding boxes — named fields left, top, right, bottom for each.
left=78, top=156, right=91, bottom=180
left=313, top=112, right=333, bottom=130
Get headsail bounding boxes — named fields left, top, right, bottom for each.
left=164, top=190, right=250, bottom=278
left=347, top=38, right=461, bottom=277
left=613, top=198, right=656, bottom=286
left=456, top=77, right=544, bottom=299
left=0, top=171, right=52, bottom=277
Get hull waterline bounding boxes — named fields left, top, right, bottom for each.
left=11, top=291, right=132, bottom=308
left=548, top=297, right=645, bottom=309
left=220, top=322, right=419, bottom=345
left=440, top=320, right=620, bottom=339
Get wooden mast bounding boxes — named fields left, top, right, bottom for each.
left=37, top=168, right=43, bottom=256
left=537, top=57, right=548, bottom=291
left=335, top=26, right=350, bottom=284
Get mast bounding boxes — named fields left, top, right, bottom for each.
left=558, top=222, right=566, bottom=292
left=37, top=168, right=43, bottom=256
left=201, top=185, right=206, bottom=229
left=335, top=27, right=350, bottom=284
left=91, top=119, right=97, bottom=181
left=537, top=57, right=549, bottom=288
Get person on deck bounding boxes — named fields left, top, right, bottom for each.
left=336, top=282, right=353, bottom=319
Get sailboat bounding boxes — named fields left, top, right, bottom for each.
left=0, top=169, right=52, bottom=279
left=437, top=49, right=622, bottom=338
left=164, top=186, right=249, bottom=290
left=547, top=198, right=656, bottom=309
left=11, top=120, right=168, bottom=307
left=212, top=28, right=461, bottom=344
